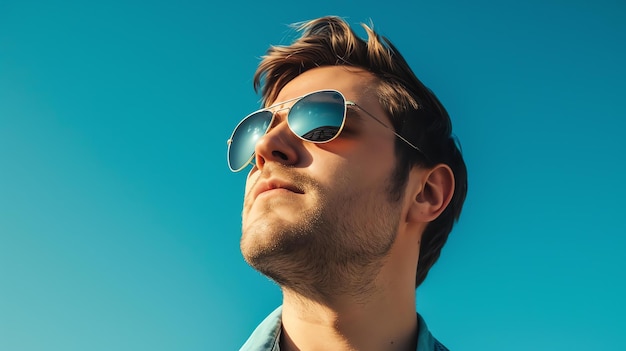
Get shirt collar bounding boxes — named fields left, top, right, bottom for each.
left=239, top=306, right=447, bottom=351
left=239, top=307, right=282, bottom=351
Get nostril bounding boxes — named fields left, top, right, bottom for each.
left=272, top=150, right=288, bottom=161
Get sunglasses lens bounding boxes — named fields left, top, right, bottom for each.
left=228, top=91, right=347, bottom=172
left=288, top=91, right=345, bottom=142
left=228, top=110, right=273, bottom=171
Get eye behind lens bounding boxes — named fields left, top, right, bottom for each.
left=229, top=110, right=273, bottom=171
left=289, top=90, right=346, bottom=142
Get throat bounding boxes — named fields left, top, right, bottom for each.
left=279, top=289, right=418, bottom=351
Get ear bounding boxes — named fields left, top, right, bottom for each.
left=406, top=164, right=455, bottom=223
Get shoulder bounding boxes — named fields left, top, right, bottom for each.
left=434, top=338, right=450, bottom=351
left=416, top=313, right=450, bottom=351
left=239, top=307, right=283, bottom=351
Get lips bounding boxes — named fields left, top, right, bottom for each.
left=251, top=178, right=304, bottom=201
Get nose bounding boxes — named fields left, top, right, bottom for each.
left=253, top=115, right=300, bottom=170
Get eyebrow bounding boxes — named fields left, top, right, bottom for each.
left=264, top=93, right=308, bottom=110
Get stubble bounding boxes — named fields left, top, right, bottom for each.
left=241, top=166, right=403, bottom=302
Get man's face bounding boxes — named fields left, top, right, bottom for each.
left=239, top=66, right=406, bottom=293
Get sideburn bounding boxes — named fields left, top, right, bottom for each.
left=386, top=144, right=412, bottom=203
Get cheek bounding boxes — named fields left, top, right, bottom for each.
left=244, top=179, right=254, bottom=196
left=342, top=138, right=397, bottom=174
left=309, top=144, right=396, bottom=192
left=245, top=166, right=262, bottom=192
left=242, top=171, right=260, bottom=211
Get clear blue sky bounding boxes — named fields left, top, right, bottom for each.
left=1, top=0, right=625, bottom=350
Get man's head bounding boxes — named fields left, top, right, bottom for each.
left=233, top=16, right=467, bottom=292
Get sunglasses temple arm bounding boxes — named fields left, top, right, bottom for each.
left=348, top=103, right=423, bottom=152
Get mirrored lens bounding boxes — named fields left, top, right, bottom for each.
left=288, top=91, right=345, bottom=142
left=228, top=110, right=273, bottom=171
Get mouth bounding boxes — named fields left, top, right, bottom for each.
left=252, top=178, right=304, bottom=201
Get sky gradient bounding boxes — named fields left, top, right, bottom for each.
left=1, top=0, right=625, bottom=350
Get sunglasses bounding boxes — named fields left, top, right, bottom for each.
left=227, top=89, right=421, bottom=172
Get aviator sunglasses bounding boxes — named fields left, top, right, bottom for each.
left=227, top=89, right=421, bottom=172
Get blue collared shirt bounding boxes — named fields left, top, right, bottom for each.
left=239, top=306, right=449, bottom=351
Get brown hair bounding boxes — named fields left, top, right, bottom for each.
left=253, top=16, right=468, bottom=287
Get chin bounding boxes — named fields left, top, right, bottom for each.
left=241, top=218, right=317, bottom=266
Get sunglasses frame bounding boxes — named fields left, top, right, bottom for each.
left=227, top=89, right=421, bottom=172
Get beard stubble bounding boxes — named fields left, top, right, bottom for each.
left=241, top=166, right=403, bottom=301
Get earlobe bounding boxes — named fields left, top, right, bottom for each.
left=407, top=164, right=455, bottom=223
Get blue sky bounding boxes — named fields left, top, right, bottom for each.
left=1, top=0, right=625, bottom=350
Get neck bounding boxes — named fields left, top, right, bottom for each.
left=279, top=279, right=418, bottom=351
left=277, top=217, right=425, bottom=351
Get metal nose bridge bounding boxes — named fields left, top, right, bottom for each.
left=265, top=105, right=292, bottom=130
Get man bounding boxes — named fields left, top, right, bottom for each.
left=227, top=16, right=467, bottom=351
